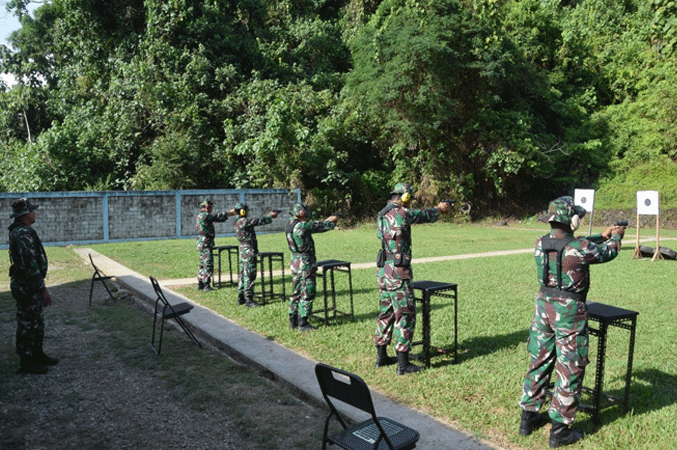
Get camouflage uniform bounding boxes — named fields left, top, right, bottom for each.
left=234, top=205, right=273, bottom=305
left=374, top=199, right=440, bottom=353
left=196, top=201, right=230, bottom=288
left=285, top=205, right=335, bottom=321
left=520, top=197, right=622, bottom=426
left=8, top=199, right=51, bottom=372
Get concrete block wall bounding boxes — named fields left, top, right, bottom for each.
left=0, top=189, right=300, bottom=248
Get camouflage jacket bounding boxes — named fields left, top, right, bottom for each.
left=234, top=214, right=273, bottom=251
left=8, top=221, right=48, bottom=291
left=196, top=210, right=229, bottom=247
left=285, top=219, right=335, bottom=274
left=535, top=228, right=621, bottom=300
left=376, top=201, right=440, bottom=282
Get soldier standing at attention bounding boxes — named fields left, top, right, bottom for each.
left=374, top=183, right=451, bottom=375
left=518, top=196, right=624, bottom=448
left=233, top=202, right=279, bottom=308
left=285, top=203, right=338, bottom=331
left=8, top=198, right=59, bottom=374
left=196, top=199, right=235, bottom=292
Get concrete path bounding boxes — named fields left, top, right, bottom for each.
left=75, top=248, right=501, bottom=450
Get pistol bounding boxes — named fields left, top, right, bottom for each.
left=332, top=213, right=344, bottom=218
left=271, top=209, right=282, bottom=213
left=615, top=220, right=628, bottom=227
left=441, top=199, right=457, bottom=205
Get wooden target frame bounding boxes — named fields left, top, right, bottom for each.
left=632, top=191, right=663, bottom=261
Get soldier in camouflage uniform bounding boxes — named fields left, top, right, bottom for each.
left=285, top=203, right=338, bottom=331
left=519, top=196, right=624, bottom=448
left=233, top=202, right=279, bottom=308
left=374, top=183, right=450, bottom=375
left=196, top=199, right=235, bottom=292
left=8, top=198, right=59, bottom=374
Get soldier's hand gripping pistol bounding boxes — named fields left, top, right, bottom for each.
left=602, top=220, right=628, bottom=240
left=437, top=199, right=456, bottom=213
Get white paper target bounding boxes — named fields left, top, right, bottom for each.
left=574, top=189, right=595, bottom=213
left=637, top=191, right=659, bottom=215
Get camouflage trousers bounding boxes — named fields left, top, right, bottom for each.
left=374, top=278, right=416, bottom=353
left=197, top=243, right=214, bottom=285
left=11, top=282, right=45, bottom=359
left=520, top=295, right=589, bottom=425
left=288, top=271, right=316, bottom=318
left=238, top=246, right=257, bottom=299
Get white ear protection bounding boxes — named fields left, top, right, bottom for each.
left=570, top=214, right=580, bottom=232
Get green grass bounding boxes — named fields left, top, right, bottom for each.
left=78, top=223, right=677, bottom=450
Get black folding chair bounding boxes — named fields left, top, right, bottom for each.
left=315, top=363, right=420, bottom=450
left=149, top=276, right=202, bottom=355
left=88, top=253, right=116, bottom=306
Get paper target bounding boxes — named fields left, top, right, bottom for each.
left=574, top=189, right=595, bottom=213
left=637, top=191, right=659, bottom=215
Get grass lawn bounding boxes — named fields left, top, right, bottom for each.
left=85, top=222, right=677, bottom=450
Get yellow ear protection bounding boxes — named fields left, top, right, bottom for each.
left=239, top=209, right=246, bottom=217
left=401, top=192, right=411, bottom=203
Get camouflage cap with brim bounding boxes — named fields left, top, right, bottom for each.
left=290, top=203, right=309, bottom=217
left=390, top=182, right=416, bottom=199
left=200, top=199, right=213, bottom=208
left=235, top=202, right=248, bottom=211
left=539, top=196, right=586, bottom=225
left=10, top=198, right=38, bottom=218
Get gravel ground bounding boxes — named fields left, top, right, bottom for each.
left=0, top=278, right=327, bottom=450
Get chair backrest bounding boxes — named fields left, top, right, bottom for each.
left=89, top=253, right=100, bottom=272
left=149, top=276, right=169, bottom=306
left=315, top=362, right=377, bottom=418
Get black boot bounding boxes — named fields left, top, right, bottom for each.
left=17, top=356, right=48, bottom=375
left=396, top=351, right=424, bottom=375
left=549, top=421, right=584, bottom=448
left=245, top=296, right=260, bottom=308
left=375, top=345, right=397, bottom=368
left=237, top=293, right=246, bottom=305
left=298, top=316, right=317, bottom=332
left=33, top=349, right=59, bottom=366
left=519, top=409, right=548, bottom=436
left=197, top=280, right=204, bottom=291
left=289, top=312, right=298, bottom=330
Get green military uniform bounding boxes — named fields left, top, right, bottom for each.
left=8, top=198, right=58, bottom=374
left=196, top=200, right=230, bottom=291
left=285, top=203, right=335, bottom=331
left=374, top=183, right=440, bottom=374
left=519, top=196, right=622, bottom=447
left=234, top=202, right=273, bottom=307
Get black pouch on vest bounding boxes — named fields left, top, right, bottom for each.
left=393, top=252, right=411, bottom=267
left=376, top=249, right=386, bottom=268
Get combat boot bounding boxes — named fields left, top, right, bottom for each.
left=298, top=316, right=317, bottom=332
left=33, top=349, right=59, bottom=366
left=245, top=296, right=260, bottom=308
left=289, top=312, right=298, bottom=329
left=375, top=345, right=397, bottom=368
left=549, top=421, right=584, bottom=448
left=237, top=293, right=246, bottom=306
left=17, top=356, right=48, bottom=375
left=197, top=281, right=204, bottom=291
left=518, top=409, right=548, bottom=436
left=396, top=351, right=424, bottom=375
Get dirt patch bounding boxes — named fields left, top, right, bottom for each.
left=0, top=279, right=328, bottom=450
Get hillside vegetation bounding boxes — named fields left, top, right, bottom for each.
left=1, top=0, right=676, bottom=217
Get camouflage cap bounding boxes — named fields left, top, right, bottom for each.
left=10, top=198, right=38, bottom=218
left=291, top=203, right=309, bottom=218
left=235, top=202, right=248, bottom=211
left=540, top=196, right=586, bottom=225
left=390, top=182, right=416, bottom=199
left=200, top=199, right=213, bottom=208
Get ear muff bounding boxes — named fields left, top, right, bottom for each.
left=239, top=209, right=246, bottom=217
left=401, top=192, right=411, bottom=203
left=571, top=214, right=580, bottom=231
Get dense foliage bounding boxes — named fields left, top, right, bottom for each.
left=1, top=0, right=676, bottom=217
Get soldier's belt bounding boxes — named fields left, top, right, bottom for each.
left=539, top=286, right=587, bottom=302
